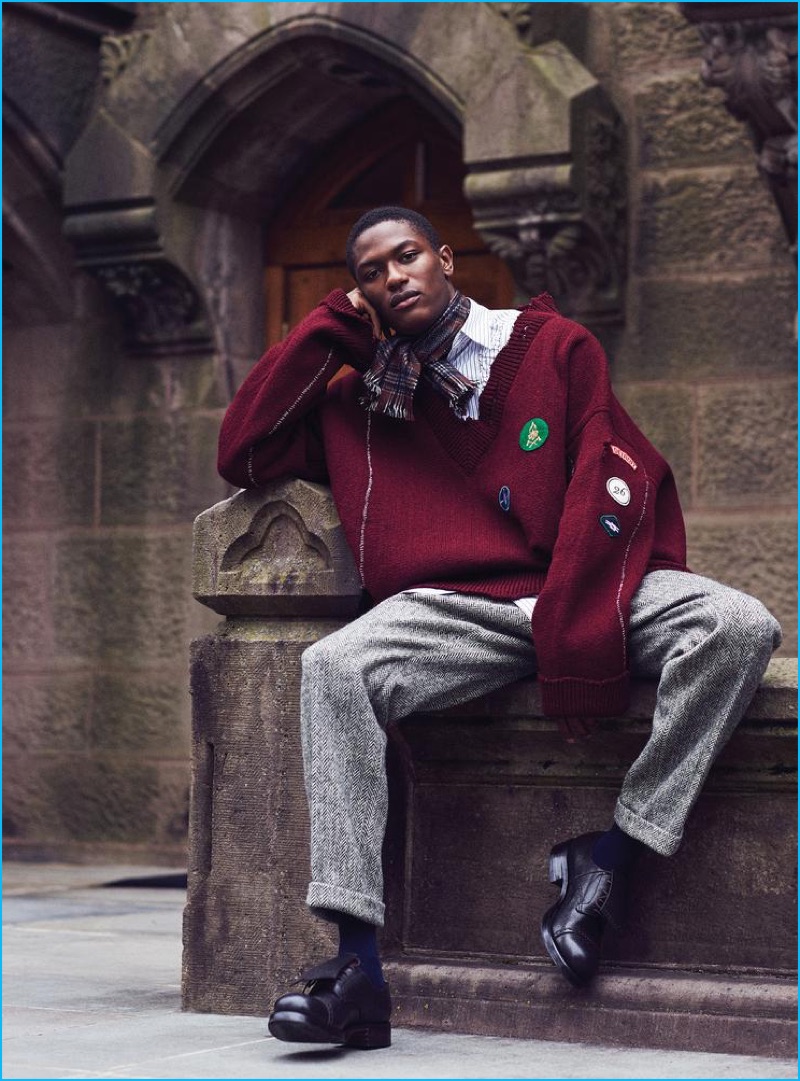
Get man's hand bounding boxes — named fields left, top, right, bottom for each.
left=346, top=288, right=383, bottom=339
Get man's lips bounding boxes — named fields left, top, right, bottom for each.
left=390, top=290, right=421, bottom=310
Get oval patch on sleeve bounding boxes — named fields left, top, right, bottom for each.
left=606, top=477, right=631, bottom=506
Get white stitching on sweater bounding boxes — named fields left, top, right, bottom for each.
left=616, top=476, right=650, bottom=667
left=358, top=412, right=374, bottom=585
left=267, top=349, right=333, bottom=437
left=246, top=446, right=257, bottom=486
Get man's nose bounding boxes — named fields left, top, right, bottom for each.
left=386, top=261, right=407, bottom=290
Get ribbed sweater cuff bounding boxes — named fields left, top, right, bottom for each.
left=538, top=671, right=629, bottom=718
left=323, top=288, right=357, bottom=315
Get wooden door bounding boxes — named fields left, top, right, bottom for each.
left=264, top=98, right=516, bottom=345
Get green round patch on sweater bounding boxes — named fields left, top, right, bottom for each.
left=519, top=418, right=549, bottom=451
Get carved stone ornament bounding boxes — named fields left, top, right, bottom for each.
left=63, top=204, right=213, bottom=355
left=466, top=110, right=627, bottom=327
left=193, top=480, right=362, bottom=617
left=100, top=31, right=150, bottom=83
left=489, top=2, right=535, bottom=39
left=682, top=3, right=797, bottom=251
left=93, top=259, right=209, bottom=353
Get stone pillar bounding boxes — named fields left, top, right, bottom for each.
left=182, top=479, right=361, bottom=1013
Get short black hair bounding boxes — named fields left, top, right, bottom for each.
left=345, top=206, right=442, bottom=278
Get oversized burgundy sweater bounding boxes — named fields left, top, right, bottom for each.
left=218, top=289, right=688, bottom=718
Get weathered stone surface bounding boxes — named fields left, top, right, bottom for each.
left=616, top=274, right=798, bottom=381
left=84, top=351, right=227, bottom=417
left=98, top=2, right=268, bottom=142
left=2, top=759, right=60, bottom=840
left=53, top=531, right=195, bottom=666
left=611, top=383, right=694, bottom=507
left=404, top=765, right=795, bottom=971
left=90, top=672, right=190, bottom=755
left=192, top=210, right=269, bottom=365
left=385, top=961, right=797, bottom=1058
left=2, top=419, right=96, bottom=528
left=464, top=39, right=597, bottom=164
left=637, top=169, right=789, bottom=271
left=100, top=415, right=186, bottom=526
left=695, top=381, right=797, bottom=507
left=3, top=755, right=161, bottom=844
left=2, top=536, right=54, bottom=665
left=637, top=74, right=753, bottom=170
left=100, top=413, right=223, bottom=526
left=64, top=109, right=156, bottom=206
left=3, top=137, right=77, bottom=325
left=686, top=514, right=797, bottom=655
left=2, top=676, right=92, bottom=756
left=609, top=2, right=704, bottom=71
left=1, top=320, right=113, bottom=421
left=154, top=760, right=192, bottom=846
left=193, top=480, right=362, bottom=616
left=39, top=757, right=161, bottom=843
left=2, top=7, right=102, bottom=162
left=183, top=626, right=340, bottom=1013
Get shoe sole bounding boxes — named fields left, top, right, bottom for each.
left=540, top=844, right=590, bottom=989
left=268, top=1011, right=391, bottom=1049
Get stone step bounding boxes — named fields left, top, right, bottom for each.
left=384, top=957, right=798, bottom=1059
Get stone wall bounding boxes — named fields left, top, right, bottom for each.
left=2, top=2, right=226, bottom=862
left=2, top=1, right=795, bottom=861
left=588, top=2, right=797, bottom=648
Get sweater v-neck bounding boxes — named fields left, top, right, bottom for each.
left=417, top=302, right=552, bottom=474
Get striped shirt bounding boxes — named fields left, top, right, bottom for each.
left=447, top=299, right=521, bottom=420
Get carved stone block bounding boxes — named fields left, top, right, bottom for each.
left=192, top=480, right=362, bottom=617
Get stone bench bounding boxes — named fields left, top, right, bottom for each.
left=182, top=480, right=798, bottom=1057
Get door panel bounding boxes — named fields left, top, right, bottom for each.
left=264, top=98, right=516, bottom=345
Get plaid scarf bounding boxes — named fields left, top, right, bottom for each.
left=360, top=292, right=474, bottom=421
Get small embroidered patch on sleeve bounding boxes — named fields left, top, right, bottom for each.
left=600, top=514, right=621, bottom=537
left=610, top=445, right=637, bottom=470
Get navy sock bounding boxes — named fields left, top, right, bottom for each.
left=336, top=913, right=384, bottom=987
left=592, top=823, right=645, bottom=872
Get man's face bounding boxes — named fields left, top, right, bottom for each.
left=351, top=220, right=456, bottom=337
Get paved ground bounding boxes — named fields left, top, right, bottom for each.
left=2, top=861, right=797, bottom=1080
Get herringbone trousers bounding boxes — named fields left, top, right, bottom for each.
left=300, top=570, right=781, bottom=925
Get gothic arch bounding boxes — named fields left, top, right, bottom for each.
left=62, top=4, right=625, bottom=355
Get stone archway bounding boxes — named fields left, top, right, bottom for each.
left=62, top=4, right=626, bottom=360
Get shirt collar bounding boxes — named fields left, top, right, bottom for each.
left=459, top=297, right=518, bottom=348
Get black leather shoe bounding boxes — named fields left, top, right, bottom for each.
left=267, top=953, right=392, bottom=1049
left=541, top=832, right=627, bottom=987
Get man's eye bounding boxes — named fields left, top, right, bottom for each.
left=362, top=269, right=378, bottom=282
left=400, top=251, right=418, bottom=262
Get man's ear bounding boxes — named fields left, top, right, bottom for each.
left=439, top=244, right=455, bottom=278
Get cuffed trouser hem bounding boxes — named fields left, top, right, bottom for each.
left=614, top=802, right=682, bottom=857
left=306, top=881, right=386, bottom=927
